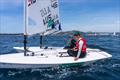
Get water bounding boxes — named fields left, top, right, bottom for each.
left=0, top=35, right=120, bottom=80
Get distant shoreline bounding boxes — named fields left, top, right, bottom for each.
left=0, top=31, right=120, bottom=36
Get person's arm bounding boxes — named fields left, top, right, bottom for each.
left=77, top=40, right=84, bottom=58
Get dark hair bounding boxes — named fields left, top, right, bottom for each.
left=74, top=32, right=81, bottom=36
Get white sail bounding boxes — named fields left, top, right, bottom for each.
left=25, top=0, right=61, bottom=35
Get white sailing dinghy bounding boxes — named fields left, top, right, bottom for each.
left=0, top=0, right=112, bottom=69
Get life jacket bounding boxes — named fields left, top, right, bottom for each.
left=75, top=42, right=79, bottom=49
left=75, top=38, right=87, bottom=53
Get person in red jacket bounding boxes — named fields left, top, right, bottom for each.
left=67, top=32, right=87, bottom=61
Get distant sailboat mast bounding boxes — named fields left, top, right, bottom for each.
left=113, top=32, right=116, bottom=36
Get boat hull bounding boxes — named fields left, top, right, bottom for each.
left=0, top=47, right=112, bottom=69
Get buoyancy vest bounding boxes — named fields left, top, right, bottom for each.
left=75, top=38, right=87, bottom=53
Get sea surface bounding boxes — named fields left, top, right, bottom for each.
left=0, top=35, right=120, bottom=80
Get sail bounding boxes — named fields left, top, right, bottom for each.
left=25, top=0, right=61, bottom=35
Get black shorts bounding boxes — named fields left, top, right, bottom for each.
left=67, top=49, right=86, bottom=58
left=79, top=52, right=86, bottom=58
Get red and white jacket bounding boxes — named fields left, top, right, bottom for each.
left=75, top=38, right=87, bottom=58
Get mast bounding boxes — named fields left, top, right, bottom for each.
left=40, top=34, right=43, bottom=48
left=24, top=35, right=27, bottom=56
left=24, top=0, right=28, bottom=56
